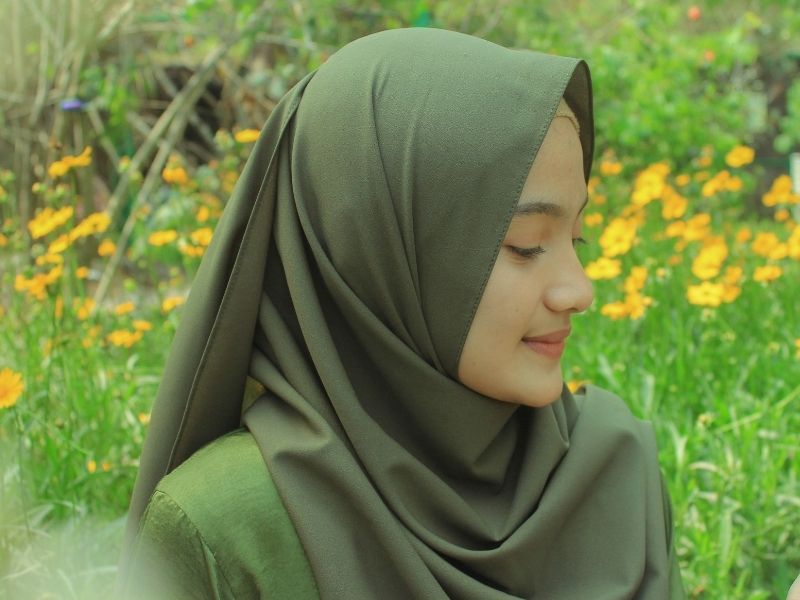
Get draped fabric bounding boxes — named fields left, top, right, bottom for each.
left=119, top=27, right=683, bottom=598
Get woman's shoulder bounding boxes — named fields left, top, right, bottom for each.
left=156, top=428, right=269, bottom=516
left=146, top=428, right=319, bottom=599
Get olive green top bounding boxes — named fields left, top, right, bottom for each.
left=119, top=27, right=685, bottom=598
left=118, top=429, right=319, bottom=599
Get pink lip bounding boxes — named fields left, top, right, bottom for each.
left=522, top=329, right=570, bottom=358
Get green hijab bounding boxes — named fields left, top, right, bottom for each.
left=121, top=27, right=681, bottom=598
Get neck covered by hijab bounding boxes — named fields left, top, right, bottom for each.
left=121, top=27, right=679, bottom=598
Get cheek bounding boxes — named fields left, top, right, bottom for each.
left=478, top=262, right=535, bottom=334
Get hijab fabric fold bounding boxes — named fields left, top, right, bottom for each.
left=121, top=27, right=677, bottom=598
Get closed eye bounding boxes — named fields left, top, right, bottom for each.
left=508, top=245, right=546, bottom=259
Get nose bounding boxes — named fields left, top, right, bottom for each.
left=543, top=248, right=594, bottom=314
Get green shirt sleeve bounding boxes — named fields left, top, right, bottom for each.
left=117, top=429, right=320, bottom=600
left=120, top=489, right=236, bottom=599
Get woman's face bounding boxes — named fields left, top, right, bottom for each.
left=457, top=115, right=593, bottom=407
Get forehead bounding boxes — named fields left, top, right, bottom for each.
left=515, top=118, right=586, bottom=215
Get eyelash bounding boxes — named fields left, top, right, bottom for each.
left=509, top=237, right=587, bottom=259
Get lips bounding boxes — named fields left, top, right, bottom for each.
left=522, top=328, right=570, bottom=359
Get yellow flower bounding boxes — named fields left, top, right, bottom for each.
left=190, top=227, right=213, bottom=246
left=47, top=233, right=71, bottom=255
left=87, top=459, right=97, bottom=473
left=196, top=205, right=211, bottom=222
left=725, top=145, right=755, bottom=168
left=0, top=232, right=7, bottom=247
left=675, top=174, right=691, bottom=187
left=751, top=232, right=780, bottom=257
left=75, top=298, right=95, bottom=320
left=138, top=412, right=151, bottom=425
left=48, top=160, right=70, bottom=178
left=102, top=461, right=111, bottom=472
left=691, top=236, right=728, bottom=280
left=583, top=213, right=603, bottom=227
left=0, top=368, right=24, bottom=409
left=661, top=188, right=688, bottom=220
left=48, top=147, right=93, bottom=178
left=133, top=319, right=153, bottom=331
left=106, top=329, right=143, bottom=348
left=722, top=265, right=743, bottom=285
left=600, top=301, right=629, bottom=320
left=98, top=239, right=116, bottom=257
left=735, top=227, right=751, bottom=243
left=162, top=295, right=186, bottom=313
left=599, top=217, right=637, bottom=257
left=567, top=380, right=588, bottom=392
left=683, top=213, right=711, bottom=241
left=686, top=282, right=725, bottom=307
left=162, top=166, right=189, bottom=186
left=76, top=266, right=89, bottom=279
left=148, top=230, right=178, bottom=246
left=585, top=257, right=621, bottom=280
left=752, top=265, right=782, bottom=282
left=624, top=267, right=648, bottom=295
left=69, top=212, right=111, bottom=241
left=178, top=242, right=206, bottom=258
left=234, top=129, right=261, bottom=144
left=35, top=253, right=64, bottom=267
left=114, top=301, right=135, bottom=316
left=775, top=208, right=790, bottom=222
left=631, top=163, right=669, bottom=206
left=695, top=156, right=712, bottom=168
left=27, top=206, right=74, bottom=239
left=600, top=160, right=622, bottom=177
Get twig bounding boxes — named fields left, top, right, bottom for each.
left=92, top=3, right=276, bottom=308
left=152, top=64, right=217, bottom=151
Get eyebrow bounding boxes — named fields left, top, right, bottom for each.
left=513, top=193, right=589, bottom=219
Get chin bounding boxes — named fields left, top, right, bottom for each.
left=516, top=375, right=564, bottom=407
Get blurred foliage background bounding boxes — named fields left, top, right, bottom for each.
left=1, top=1, right=799, bottom=598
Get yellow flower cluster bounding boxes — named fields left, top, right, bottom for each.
left=691, top=235, right=728, bottom=280
left=162, top=295, right=185, bottom=313
left=599, top=217, right=638, bottom=257
left=0, top=368, right=24, bottom=409
left=585, top=256, right=621, bottom=280
left=148, top=230, right=178, bottom=246
left=14, top=265, right=63, bottom=300
left=162, top=166, right=189, bottom=186
left=178, top=226, right=214, bottom=258
left=762, top=175, right=800, bottom=207
left=685, top=265, right=741, bottom=307
left=48, top=146, right=92, bottom=178
left=752, top=264, right=782, bottom=283
left=28, top=206, right=74, bottom=239
left=661, top=186, right=688, bottom=220
left=631, top=162, right=670, bottom=206
left=724, top=145, right=755, bottom=168
left=600, top=266, right=653, bottom=319
left=701, top=170, right=742, bottom=197
left=106, top=329, right=143, bottom=348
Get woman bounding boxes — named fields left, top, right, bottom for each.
left=117, top=27, right=685, bottom=598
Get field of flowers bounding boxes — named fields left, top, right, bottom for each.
left=1, top=129, right=799, bottom=598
